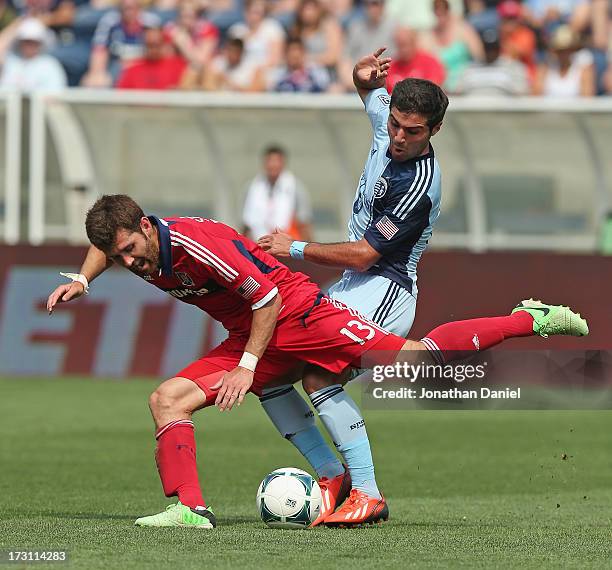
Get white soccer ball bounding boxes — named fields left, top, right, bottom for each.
left=256, top=467, right=321, bottom=529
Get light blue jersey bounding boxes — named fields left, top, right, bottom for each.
left=328, top=87, right=442, bottom=337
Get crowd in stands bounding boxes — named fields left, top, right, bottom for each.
left=0, top=0, right=611, bottom=96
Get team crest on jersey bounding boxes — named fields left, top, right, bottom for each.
left=373, top=177, right=388, bottom=199
left=175, top=271, right=195, bottom=287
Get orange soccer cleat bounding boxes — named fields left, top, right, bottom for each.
left=324, top=489, right=389, bottom=527
left=310, top=467, right=352, bottom=527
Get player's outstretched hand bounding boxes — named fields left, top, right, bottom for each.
left=353, top=47, right=391, bottom=90
left=257, top=231, right=293, bottom=258
left=46, top=282, right=86, bottom=314
left=212, top=367, right=254, bottom=411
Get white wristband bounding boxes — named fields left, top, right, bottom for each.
left=60, top=272, right=89, bottom=295
left=238, top=352, right=258, bottom=372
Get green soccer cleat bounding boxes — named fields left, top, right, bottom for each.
left=134, top=502, right=216, bottom=529
left=511, top=299, right=589, bottom=338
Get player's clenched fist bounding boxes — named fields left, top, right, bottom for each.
left=257, top=231, right=293, bottom=258
left=46, top=281, right=86, bottom=314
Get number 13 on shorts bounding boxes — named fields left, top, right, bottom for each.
left=340, top=319, right=376, bottom=345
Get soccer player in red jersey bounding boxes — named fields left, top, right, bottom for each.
left=47, top=195, right=588, bottom=528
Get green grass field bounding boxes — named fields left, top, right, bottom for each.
left=1, top=378, right=611, bottom=569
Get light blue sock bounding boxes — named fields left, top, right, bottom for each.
left=338, top=438, right=380, bottom=498
left=309, top=385, right=381, bottom=499
left=290, top=426, right=344, bottom=480
left=259, top=386, right=344, bottom=480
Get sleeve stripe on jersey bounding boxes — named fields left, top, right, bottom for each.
left=392, top=159, right=432, bottom=220
left=396, top=159, right=433, bottom=219
left=251, top=286, right=278, bottom=310
left=391, top=161, right=423, bottom=217
left=169, top=230, right=238, bottom=279
left=398, top=158, right=432, bottom=218
left=170, top=237, right=235, bottom=282
left=170, top=230, right=238, bottom=282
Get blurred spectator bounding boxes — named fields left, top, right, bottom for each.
left=0, top=0, right=17, bottom=31
left=497, top=0, right=537, bottom=83
left=205, top=0, right=244, bottom=34
left=338, top=0, right=394, bottom=90
left=115, top=26, right=186, bottom=88
left=420, top=0, right=484, bottom=91
left=386, top=26, right=446, bottom=91
left=523, top=0, right=591, bottom=36
left=290, top=0, right=342, bottom=78
left=386, top=0, right=463, bottom=30
left=260, top=36, right=330, bottom=92
left=0, top=18, right=67, bottom=90
left=464, top=0, right=499, bottom=38
left=185, top=36, right=260, bottom=90
left=82, top=0, right=160, bottom=87
left=454, top=30, right=529, bottom=95
left=163, top=0, right=219, bottom=71
left=0, top=0, right=91, bottom=86
left=267, top=0, right=300, bottom=29
left=228, top=0, right=285, bottom=68
left=533, top=24, right=595, bottom=96
left=590, top=0, right=609, bottom=52
left=242, top=144, right=312, bottom=241
left=589, top=0, right=609, bottom=94
left=319, top=0, right=353, bottom=25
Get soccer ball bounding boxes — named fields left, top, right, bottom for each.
left=256, top=467, right=321, bottom=529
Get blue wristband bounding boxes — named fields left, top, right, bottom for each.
left=289, top=241, right=308, bottom=260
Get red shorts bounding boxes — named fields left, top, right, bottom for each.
left=177, top=293, right=405, bottom=405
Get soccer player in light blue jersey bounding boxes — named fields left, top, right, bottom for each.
left=258, top=48, right=449, bottom=525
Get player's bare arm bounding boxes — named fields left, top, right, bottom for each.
left=46, top=245, right=112, bottom=313
left=214, top=293, right=282, bottom=412
left=258, top=232, right=381, bottom=273
left=353, top=47, right=392, bottom=103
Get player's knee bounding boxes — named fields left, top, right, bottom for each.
left=302, top=365, right=351, bottom=395
left=149, top=384, right=179, bottom=416
left=301, top=373, right=330, bottom=395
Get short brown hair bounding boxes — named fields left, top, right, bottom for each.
left=86, top=194, right=144, bottom=252
left=390, top=78, right=449, bottom=129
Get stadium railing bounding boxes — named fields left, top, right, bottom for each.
left=0, top=90, right=22, bottom=245
left=25, top=90, right=612, bottom=251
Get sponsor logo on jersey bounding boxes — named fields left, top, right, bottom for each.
left=375, top=216, right=399, bottom=240
left=175, top=271, right=195, bottom=287
left=373, top=177, right=388, bottom=199
left=349, top=419, right=365, bottom=431
left=168, top=287, right=210, bottom=299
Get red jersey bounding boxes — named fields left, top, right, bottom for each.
left=145, top=216, right=321, bottom=336
left=116, top=56, right=187, bottom=90
left=386, top=52, right=446, bottom=92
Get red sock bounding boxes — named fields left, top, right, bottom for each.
left=421, top=312, right=534, bottom=364
left=155, top=420, right=206, bottom=509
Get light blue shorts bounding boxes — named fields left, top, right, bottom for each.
left=326, top=271, right=417, bottom=338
